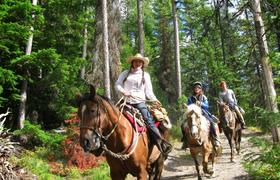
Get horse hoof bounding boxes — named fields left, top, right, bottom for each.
left=208, top=170, right=214, bottom=175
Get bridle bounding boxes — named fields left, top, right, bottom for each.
left=188, top=110, right=202, bottom=145
left=80, top=97, right=121, bottom=142
left=80, top=96, right=139, bottom=160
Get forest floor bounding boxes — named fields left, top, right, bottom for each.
left=161, top=129, right=264, bottom=180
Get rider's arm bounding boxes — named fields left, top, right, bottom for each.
left=200, top=96, right=209, bottom=111
left=231, top=89, right=238, bottom=104
left=144, top=72, right=157, bottom=101
left=115, top=70, right=129, bottom=94
left=187, top=97, right=193, bottom=105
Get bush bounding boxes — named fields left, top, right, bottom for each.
left=244, top=137, right=280, bottom=179
left=13, top=121, right=65, bottom=150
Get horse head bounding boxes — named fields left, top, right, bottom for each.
left=77, top=85, right=110, bottom=156
left=185, top=104, right=203, bottom=141
left=217, top=101, right=235, bottom=128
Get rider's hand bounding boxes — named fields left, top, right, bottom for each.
left=153, top=100, right=161, bottom=106
left=123, top=90, right=131, bottom=96
left=196, top=101, right=201, bottom=106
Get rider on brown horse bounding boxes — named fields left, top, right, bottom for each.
left=183, top=82, right=221, bottom=147
left=115, top=53, right=172, bottom=156
left=219, top=81, right=247, bottom=129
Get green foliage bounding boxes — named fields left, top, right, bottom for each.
left=244, top=137, right=280, bottom=179
left=14, top=121, right=65, bottom=149
left=11, top=148, right=110, bottom=179
left=10, top=149, right=63, bottom=180
left=0, top=67, right=19, bottom=106
left=246, top=107, right=280, bottom=132
left=82, top=162, right=110, bottom=180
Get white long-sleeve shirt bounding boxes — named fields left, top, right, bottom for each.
left=115, top=69, right=157, bottom=104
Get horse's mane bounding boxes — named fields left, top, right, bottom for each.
left=187, top=104, right=202, bottom=116
left=186, top=104, right=209, bottom=131
left=78, top=93, right=117, bottom=110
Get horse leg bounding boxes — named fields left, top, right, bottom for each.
left=191, top=153, right=202, bottom=180
left=230, top=132, right=237, bottom=162
left=235, top=130, right=241, bottom=155
left=110, top=170, right=127, bottom=180
left=202, top=151, right=213, bottom=175
left=152, top=154, right=165, bottom=180
left=137, top=165, right=149, bottom=180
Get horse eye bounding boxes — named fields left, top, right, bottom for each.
left=89, top=109, right=95, bottom=114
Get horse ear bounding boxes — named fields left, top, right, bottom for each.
left=76, top=93, right=83, bottom=106
left=89, top=85, right=96, bottom=96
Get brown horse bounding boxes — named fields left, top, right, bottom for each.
left=217, top=102, right=242, bottom=162
left=77, top=86, right=168, bottom=180
left=183, top=104, right=220, bottom=180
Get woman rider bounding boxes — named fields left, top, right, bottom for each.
left=115, top=53, right=172, bottom=155
left=187, top=82, right=221, bottom=147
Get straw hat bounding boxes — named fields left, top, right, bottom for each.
left=126, top=53, right=149, bottom=67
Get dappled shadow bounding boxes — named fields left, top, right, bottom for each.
left=161, top=173, right=197, bottom=180
left=242, top=130, right=264, bottom=138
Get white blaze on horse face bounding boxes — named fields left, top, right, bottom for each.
left=81, top=104, right=87, bottom=124
left=191, top=114, right=199, bottom=136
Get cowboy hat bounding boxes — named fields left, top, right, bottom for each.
left=126, top=53, right=149, bottom=66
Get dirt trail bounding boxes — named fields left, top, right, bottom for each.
left=161, top=130, right=261, bottom=180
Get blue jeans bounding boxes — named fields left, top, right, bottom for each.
left=202, top=109, right=217, bottom=136
left=131, top=102, right=156, bottom=128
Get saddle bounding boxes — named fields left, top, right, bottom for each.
left=148, top=103, right=172, bottom=129
left=121, top=103, right=171, bottom=133
left=122, top=104, right=147, bottom=133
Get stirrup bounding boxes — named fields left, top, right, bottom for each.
left=161, top=141, right=172, bottom=155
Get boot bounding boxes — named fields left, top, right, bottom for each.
left=211, top=134, right=221, bottom=147
left=235, top=106, right=247, bottom=129
left=210, top=121, right=221, bottom=147
left=148, top=126, right=172, bottom=155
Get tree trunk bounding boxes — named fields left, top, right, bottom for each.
left=251, top=0, right=279, bottom=142
left=88, top=0, right=121, bottom=100
left=215, top=0, right=226, bottom=64
left=137, top=0, right=144, bottom=55
left=18, top=0, right=38, bottom=129
left=81, top=23, right=87, bottom=79
left=102, top=0, right=110, bottom=98
left=18, top=80, right=27, bottom=129
left=172, top=0, right=182, bottom=98
left=157, top=1, right=177, bottom=104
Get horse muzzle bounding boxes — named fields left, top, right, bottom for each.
left=81, top=132, right=102, bottom=153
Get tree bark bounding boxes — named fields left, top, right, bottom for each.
left=102, top=0, right=110, bottom=98
left=172, top=0, right=182, bottom=98
left=215, top=0, right=226, bottom=64
left=81, top=23, right=87, bottom=79
left=88, top=0, right=121, bottom=100
left=137, top=0, right=144, bottom=55
left=18, top=0, right=38, bottom=129
left=157, top=1, right=177, bottom=104
left=251, top=0, right=279, bottom=142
